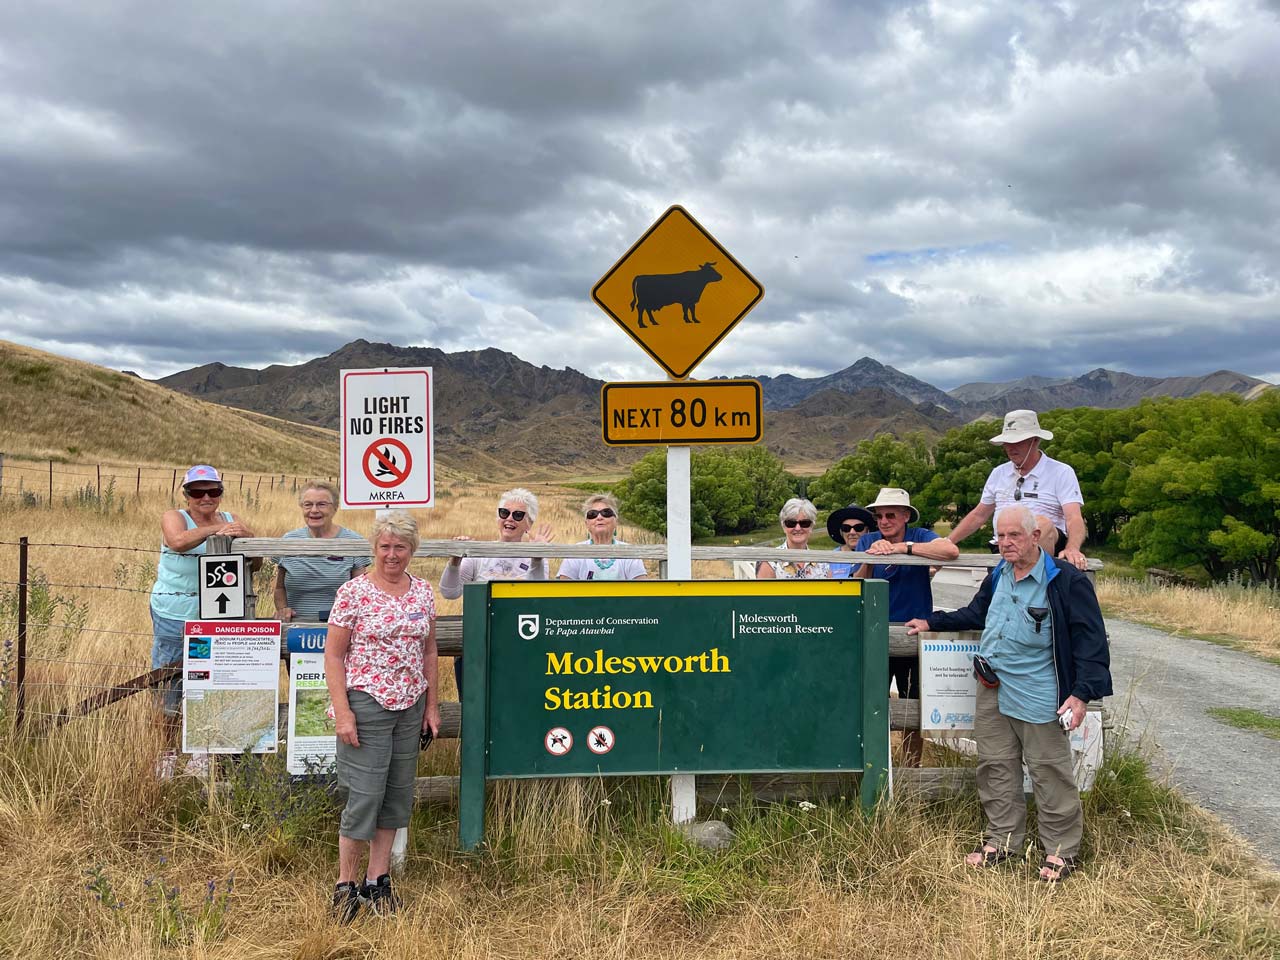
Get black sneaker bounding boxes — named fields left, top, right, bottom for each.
left=331, top=881, right=360, bottom=924
left=359, top=873, right=402, bottom=916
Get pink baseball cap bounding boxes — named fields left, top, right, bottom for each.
left=182, top=464, right=222, bottom=485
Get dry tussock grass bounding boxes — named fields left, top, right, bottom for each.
left=1098, top=579, right=1280, bottom=662
left=0, top=473, right=1276, bottom=957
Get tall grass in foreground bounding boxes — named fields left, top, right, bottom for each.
left=1, top=474, right=1278, bottom=956
left=1098, top=578, right=1280, bottom=663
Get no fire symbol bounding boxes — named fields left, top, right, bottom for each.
left=544, top=727, right=573, bottom=756
left=363, top=438, right=412, bottom=488
left=587, top=725, right=614, bottom=755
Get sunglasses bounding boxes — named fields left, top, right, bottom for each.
left=585, top=508, right=616, bottom=520
left=497, top=507, right=528, bottom=521
left=875, top=510, right=901, bottom=520
left=782, top=519, right=813, bottom=529
left=186, top=487, right=223, bottom=499
left=840, top=522, right=867, bottom=534
left=1014, top=476, right=1024, bottom=501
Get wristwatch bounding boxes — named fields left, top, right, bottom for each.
left=906, top=543, right=913, bottom=556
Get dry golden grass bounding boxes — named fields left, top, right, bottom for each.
left=0, top=473, right=1277, bottom=957
left=1098, top=579, right=1280, bottom=663
left=0, top=338, right=337, bottom=474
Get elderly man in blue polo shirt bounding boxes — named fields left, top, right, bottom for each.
left=905, top=505, right=1111, bottom=883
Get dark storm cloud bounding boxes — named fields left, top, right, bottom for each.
left=0, top=0, right=1276, bottom=389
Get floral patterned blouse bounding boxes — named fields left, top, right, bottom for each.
left=329, top=574, right=435, bottom=710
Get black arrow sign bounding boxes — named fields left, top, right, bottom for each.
left=215, top=593, right=230, bottom=614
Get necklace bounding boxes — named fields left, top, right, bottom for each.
left=591, top=537, right=617, bottom=571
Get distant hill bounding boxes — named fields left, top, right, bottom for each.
left=152, top=340, right=1273, bottom=477
left=0, top=339, right=337, bottom=474
left=952, top=367, right=1271, bottom=415
left=753, top=357, right=960, bottom=411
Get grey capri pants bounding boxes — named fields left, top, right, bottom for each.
left=336, top=689, right=425, bottom=840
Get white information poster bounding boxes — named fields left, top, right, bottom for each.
left=919, top=635, right=980, bottom=732
left=286, top=652, right=337, bottom=775
left=340, top=366, right=434, bottom=509
left=182, top=620, right=281, bottom=754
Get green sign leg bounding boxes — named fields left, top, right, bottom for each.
left=860, top=580, right=890, bottom=811
left=459, top=583, right=491, bottom=851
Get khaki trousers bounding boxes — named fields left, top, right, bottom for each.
left=975, top=684, right=1083, bottom=858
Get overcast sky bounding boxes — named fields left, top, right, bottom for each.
left=2, top=0, right=1278, bottom=389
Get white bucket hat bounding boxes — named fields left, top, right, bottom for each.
left=989, top=409, right=1053, bottom=445
left=866, top=487, right=919, bottom=524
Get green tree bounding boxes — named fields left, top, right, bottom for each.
left=615, top=446, right=796, bottom=538
left=917, top=419, right=1004, bottom=533
left=1041, top=406, right=1140, bottom=544
left=1118, top=393, right=1280, bottom=585
left=808, top=432, right=936, bottom=520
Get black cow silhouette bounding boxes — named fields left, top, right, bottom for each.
left=629, top=262, right=722, bottom=330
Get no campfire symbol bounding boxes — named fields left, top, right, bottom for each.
left=362, top=438, right=412, bottom=489
left=587, top=725, right=615, bottom=755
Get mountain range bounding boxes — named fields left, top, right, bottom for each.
left=156, top=341, right=1272, bottom=476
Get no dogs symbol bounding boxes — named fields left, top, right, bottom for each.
left=363, top=438, right=412, bottom=488
left=544, top=727, right=573, bottom=756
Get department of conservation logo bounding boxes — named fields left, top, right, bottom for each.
left=517, top=614, right=540, bottom=640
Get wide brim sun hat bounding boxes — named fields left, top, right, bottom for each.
left=865, top=487, right=919, bottom=524
left=989, top=410, right=1053, bottom=445
left=826, top=504, right=876, bottom=544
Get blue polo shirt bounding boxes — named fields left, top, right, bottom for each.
left=855, top=527, right=941, bottom=623
left=979, top=549, right=1058, bottom=723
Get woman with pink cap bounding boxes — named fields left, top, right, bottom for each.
left=148, top=464, right=256, bottom=724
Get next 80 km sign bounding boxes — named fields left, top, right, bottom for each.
left=340, top=367, right=434, bottom=509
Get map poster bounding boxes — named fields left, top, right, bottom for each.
left=182, top=620, right=281, bottom=754
left=918, top=635, right=980, bottom=732
left=286, top=652, right=337, bottom=775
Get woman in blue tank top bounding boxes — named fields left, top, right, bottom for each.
left=149, top=465, right=256, bottom=721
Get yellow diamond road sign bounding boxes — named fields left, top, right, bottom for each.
left=592, top=205, right=764, bottom=380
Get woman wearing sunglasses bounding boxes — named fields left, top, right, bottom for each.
left=825, top=503, right=877, bottom=578
left=440, top=487, right=554, bottom=692
left=756, top=498, right=830, bottom=579
left=557, top=494, right=648, bottom=581
left=149, top=465, right=256, bottom=724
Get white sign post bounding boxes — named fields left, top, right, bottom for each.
left=198, top=554, right=246, bottom=620
left=340, top=367, right=434, bottom=510
left=182, top=620, right=281, bottom=755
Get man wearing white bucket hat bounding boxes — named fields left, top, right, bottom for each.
left=946, top=410, right=1088, bottom=571
left=853, top=487, right=959, bottom=766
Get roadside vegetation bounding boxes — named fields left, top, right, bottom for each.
left=1, top=467, right=1278, bottom=957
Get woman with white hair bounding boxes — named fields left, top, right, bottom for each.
left=440, top=487, right=554, bottom=691
left=325, top=510, right=438, bottom=922
left=756, top=498, right=830, bottom=579
left=557, top=493, right=647, bottom=581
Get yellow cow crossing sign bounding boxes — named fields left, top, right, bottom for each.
left=591, top=206, right=764, bottom=380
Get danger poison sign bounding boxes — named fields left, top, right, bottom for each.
left=340, top=368, right=434, bottom=509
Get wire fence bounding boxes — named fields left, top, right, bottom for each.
left=0, top=453, right=334, bottom=505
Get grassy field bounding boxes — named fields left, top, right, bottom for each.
left=0, top=452, right=1278, bottom=955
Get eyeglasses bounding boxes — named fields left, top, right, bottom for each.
left=1014, top=476, right=1025, bottom=501
left=497, top=507, right=528, bottom=521
left=782, top=519, right=813, bottom=529
left=186, top=487, right=223, bottom=499
left=840, top=522, right=867, bottom=534
left=301, top=501, right=333, bottom=510
left=585, top=508, right=616, bottom=520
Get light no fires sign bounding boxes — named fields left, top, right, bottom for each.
left=340, top=367, right=434, bottom=509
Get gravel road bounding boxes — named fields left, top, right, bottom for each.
left=930, top=577, right=1280, bottom=869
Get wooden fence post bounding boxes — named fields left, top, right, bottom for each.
left=171, top=469, right=177, bottom=494
left=97, top=463, right=101, bottom=497
left=48, top=460, right=52, bottom=506
left=0, top=452, right=5, bottom=499
left=136, top=467, right=141, bottom=495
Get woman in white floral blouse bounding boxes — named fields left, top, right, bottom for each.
left=324, top=511, right=439, bottom=922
